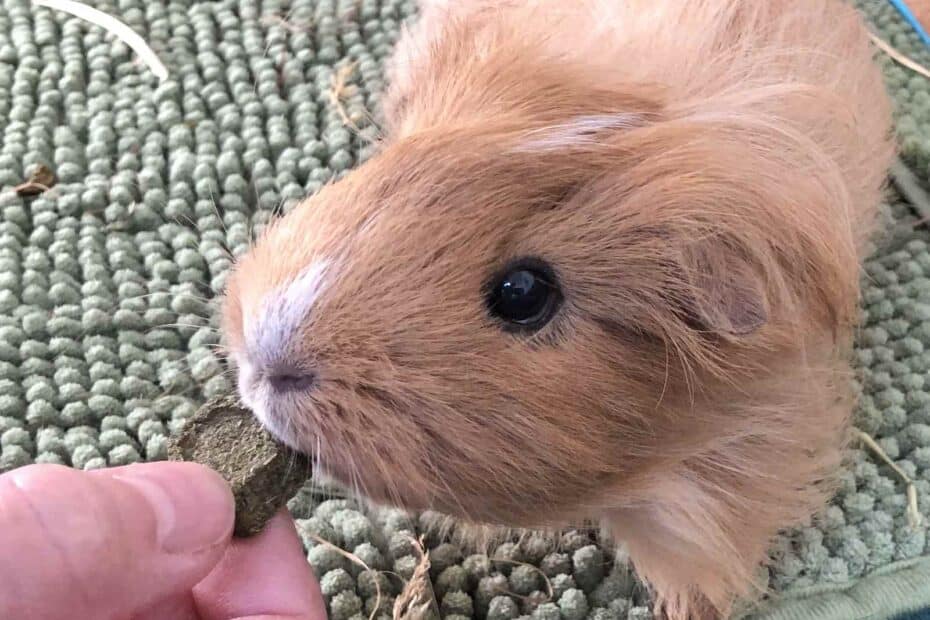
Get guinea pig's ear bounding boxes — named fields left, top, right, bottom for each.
left=676, top=240, right=768, bottom=338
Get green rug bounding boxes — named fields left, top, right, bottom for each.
left=1, top=1, right=930, bottom=618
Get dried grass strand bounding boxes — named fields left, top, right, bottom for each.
left=306, top=532, right=384, bottom=620
left=855, top=429, right=924, bottom=528
left=393, top=535, right=440, bottom=620
left=869, top=30, right=930, bottom=80
left=328, top=61, right=363, bottom=133
left=34, top=0, right=168, bottom=80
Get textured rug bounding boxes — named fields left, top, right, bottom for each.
left=1, top=1, right=930, bottom=619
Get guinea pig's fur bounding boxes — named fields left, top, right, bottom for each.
left=221, top=1, right=895, bottom=617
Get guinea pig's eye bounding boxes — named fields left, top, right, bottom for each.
left=487, top=259, right=561, bottom=331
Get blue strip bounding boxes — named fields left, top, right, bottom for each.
left=889, top=0, right=930, bottom=49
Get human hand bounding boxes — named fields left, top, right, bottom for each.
left=0, top=462, right=326, bottom=620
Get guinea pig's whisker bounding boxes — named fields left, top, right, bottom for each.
left=381, top=467, right=402, bottom=512
left=282, top=410, right=298, bottom=451
left=314, top=435, right=323, bottom=489
left=351, top=465, right=363, bottom=505
left=119, top=291, right=212, bottom=304
left=174, top=213, right=200, bottom=232
left=424, top=448, right=474, bottom=523
left=155, top=383, right=183, bottom=399
left=338, top=444, right=362, bottom=502
left=281, top=445, right=300, bottom=489
left=365, top=438, right=398, bottom=502
left=204, top=195, right=232, bottom=238
left=353, top=446, right=372, bottom=502
left=657, top=337, right=672, bottom=408
left=158, top=322, right=214, bottom=332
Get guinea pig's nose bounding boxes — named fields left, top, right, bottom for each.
left=266, top=370, right=316, bottom=394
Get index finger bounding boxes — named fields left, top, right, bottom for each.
left=193, top=510, right=326, bottom=620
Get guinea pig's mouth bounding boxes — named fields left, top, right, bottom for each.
left=238, top=388, right=373, bottom=501
left=245, top=395, right=302, bottom=449
left=233, top=356, right=315, bottom=455
left=232, top=358, right=369, bottom=497
left=231, top=355, right=437, bottom=510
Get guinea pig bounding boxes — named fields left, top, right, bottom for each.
left=220, top=1, right=895, bottom=618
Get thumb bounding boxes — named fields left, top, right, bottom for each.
left=0, top=462, right=235, bottom=620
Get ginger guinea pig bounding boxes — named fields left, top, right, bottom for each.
left=221, top=1, right=895, bottom=617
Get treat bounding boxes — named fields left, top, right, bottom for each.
left=167, top=397, right=312, bottom=536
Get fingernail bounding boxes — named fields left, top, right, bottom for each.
left=114, top=463, right=234, bottom=553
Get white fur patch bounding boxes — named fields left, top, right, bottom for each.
left=515, top=113, right=647, bottom=152
left=233, top=353, right=304, bottom=450
left=245, top=259, right=331, bottom=367
left=235, top=354, right=258, bottom=410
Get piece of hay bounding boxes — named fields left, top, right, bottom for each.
left=167, top=397, right=312, bottom=537
left=14, top=164, right=55, bottom=196
left=33, top=0, right=168, bottom=80
left=855, top=429, right=923, bottom=528
left=394, top=536, right=441, bottom=620
left=869, top=30, right=930, bottom=80
left=328, top=61, right=362, bottom=132
left=306, top=531, right=386, bottom=620
left=891, top=157, right=930, bottom=223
